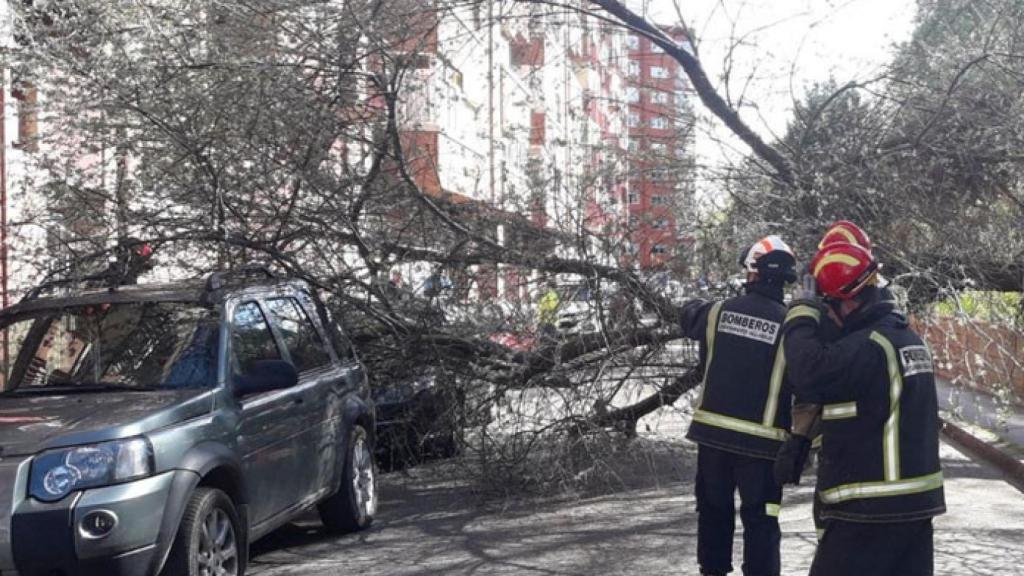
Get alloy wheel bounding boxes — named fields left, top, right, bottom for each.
left=197, top=507, right=239, bottom=576
left=352, top=435, right=377, bottom=520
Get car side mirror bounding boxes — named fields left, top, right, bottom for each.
left=234, top=359, right=298, bottom=397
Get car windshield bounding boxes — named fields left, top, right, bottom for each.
left=0, top=301, right=219, bottom=393
left=560, top=285, right=593, bottom=302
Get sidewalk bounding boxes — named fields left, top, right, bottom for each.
left=937, top=378, right=1024, bottom=452
left=936, top=377, right=1024, bottom=491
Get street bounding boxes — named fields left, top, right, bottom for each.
left=248, top=441, right=1024, bottom=575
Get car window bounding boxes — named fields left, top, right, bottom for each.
left=265, top=297, right=331, bottom=372
left=231, top=301, right=282, bottom=376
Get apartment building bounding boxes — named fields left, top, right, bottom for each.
left=390, top=3, right=630, bottom=300
left=622, top=25, right=697, bottom=275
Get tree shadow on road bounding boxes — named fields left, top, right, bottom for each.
left=248, top=439, right=702, bottom=575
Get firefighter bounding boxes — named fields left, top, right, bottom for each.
left=775, top=221, right=896, bottom=489
left=775, top=221, right=875, bottom=484
left=783, top=242, right=945, bottom=576
left=680, top=235, right=797, bottom=576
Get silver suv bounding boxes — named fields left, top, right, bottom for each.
left=0, top=270, right=376, bottom=576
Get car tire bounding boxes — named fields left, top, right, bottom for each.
left=318, top=425, right=377, bottom=533
left=161, top=487, right=245, bottom=576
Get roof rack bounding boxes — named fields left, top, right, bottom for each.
left=20, top=269, right=122, bottom=303
left=205, top=265, right=277, bottom=292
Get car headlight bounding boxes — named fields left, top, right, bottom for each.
left=29, top=437, right=154, bottom=502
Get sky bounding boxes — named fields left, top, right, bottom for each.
left=638, top=0, right=920, bottom=200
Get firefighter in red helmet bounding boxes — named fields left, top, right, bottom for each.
left=782, top=242, right=945, bottom=576
left=817, top=220, right=872, bottom=253
left=775, top=220, right=895, bottom=491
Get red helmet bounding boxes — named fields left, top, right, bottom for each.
left=810, top=242, right=879, bottom=300
left=818, top=220, right=872, bottom=254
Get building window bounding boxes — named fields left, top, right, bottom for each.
left=627, top=112, right=640, bottom=128
left=628, top=192, right=639, bottom=204
left=627, top=140, right=639, bottom=153
left=13, top=80, right=39, bottom=153
left=652, top=91, right=670, bottom=104
left=650, top=42, right=663, bottom=54
left=650, top=142, right=666, bottom=152
left=626, top=86, right=640, bottom=103
left=651, top=66, right=669, bottom=79
left=651, top=195, right=667, bottom=205
left=511, top=34, right=545, bottom=67
left=625, top=35, right=640, bottom=50
left=653, top=219, right=669, bottom=230
left=530, top=111, right=546, bottom=146
left=651, top=244, right=668, bottom=255
left=651, top=116, right=668, bottom=129
left=628, top=61, right=640, bottom=77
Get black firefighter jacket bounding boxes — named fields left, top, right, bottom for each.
left=680, top=283, right=793, bottom=460
left=783, top=293, right=947, bottom=523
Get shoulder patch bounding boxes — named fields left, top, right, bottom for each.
left=717, top=311, right=780, bottom=345
left=899, top=345, right=933, bottom=377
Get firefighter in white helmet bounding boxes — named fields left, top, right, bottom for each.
left=679, top=235, right=797, bottom=576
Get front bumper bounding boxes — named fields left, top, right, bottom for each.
left=0, top=460, right=191, bottom=576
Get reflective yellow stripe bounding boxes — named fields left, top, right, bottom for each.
left=870, top=332, right=902, bottom=482
left=697, top=302, right=724, bottom=407
left=811, top=434, right=822, bottom=449
left=819, top=471, right=944, bottom=504
left=765, top=503, right=781, bottom=517
left=813, top=253, right=861, bottom=277
left=823, top=401, right=857, bottom=420
left=816, top=528, right=825, bottom=541
left=784, top=304, right=820, bottom=324
left=762, top=338, right=786, bottom=427
left=692, top=409, right=790, bottom=441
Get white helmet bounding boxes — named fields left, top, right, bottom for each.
left=742, top=235, right=795, bottom=274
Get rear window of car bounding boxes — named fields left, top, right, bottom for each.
left=265, top=297, right=332, bottom=372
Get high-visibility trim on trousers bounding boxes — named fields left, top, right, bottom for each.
left=692, top=409, right=790, bottom=441
left=819, top=471, right=944, bottom=504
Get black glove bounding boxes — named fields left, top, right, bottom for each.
left=774, top=434, right=812, bottom=486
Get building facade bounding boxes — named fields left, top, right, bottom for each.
left=389, top=3, right=631, bottom=300
left=622, top=25, right=696, bottom=275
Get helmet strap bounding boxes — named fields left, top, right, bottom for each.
left=838, top=261, right=879, bottom=297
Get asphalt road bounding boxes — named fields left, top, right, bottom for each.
left=247, top=441, right=1024, bottom=576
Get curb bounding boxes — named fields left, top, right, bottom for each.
left=940, top=418, right=1024, bottom=494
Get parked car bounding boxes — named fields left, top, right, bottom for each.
left=372, top=367, right=464, bottom=468
left=556, top=281, right=640, bottom=334
left=0, top=269, right=376, bottom=576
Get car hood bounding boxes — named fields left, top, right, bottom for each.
left=558, top=302, right=593, bottom=315
left=0, top=389, right=213, bottom=457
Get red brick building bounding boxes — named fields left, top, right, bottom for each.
left=622, top=27, right=696, bottom=273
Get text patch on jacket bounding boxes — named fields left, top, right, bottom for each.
left=718, top=311, right=780, bottom=345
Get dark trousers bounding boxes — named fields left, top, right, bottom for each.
left=809, top=519, right=933, bottom=576
left=696, top=445, right=782, bottom=576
